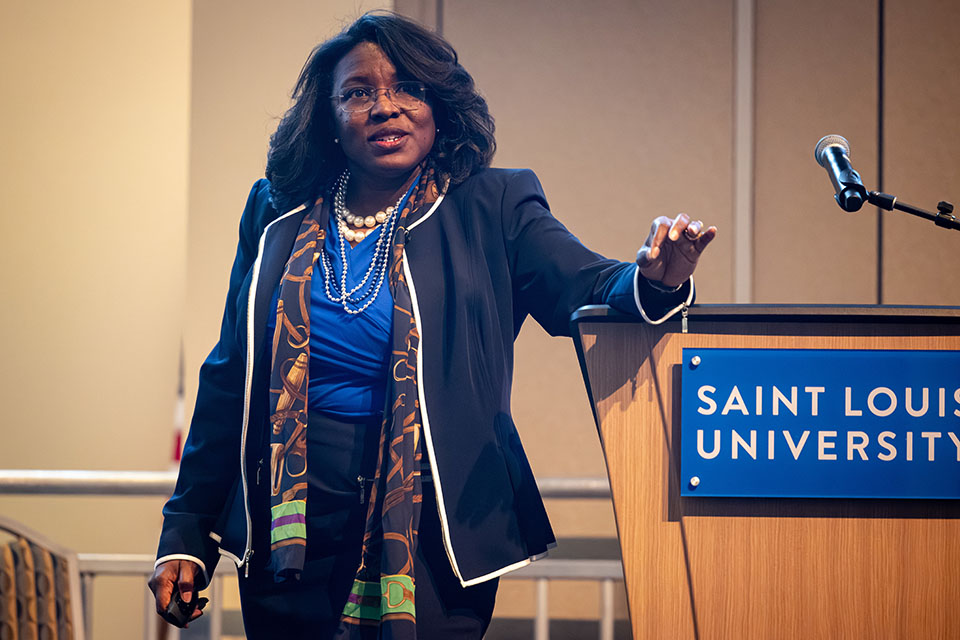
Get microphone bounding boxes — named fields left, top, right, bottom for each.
left=814, top=135, right=868, bottom=212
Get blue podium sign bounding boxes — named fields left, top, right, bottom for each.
left=680, top=348, right=960, bottom=498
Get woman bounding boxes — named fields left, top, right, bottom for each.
left=149, top=11, right=715, bottom=639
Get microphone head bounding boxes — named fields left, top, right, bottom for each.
left=815, top=134, right=851, bottom=167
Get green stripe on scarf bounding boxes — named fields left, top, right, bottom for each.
left=341, top=575, right=416, bottom=621
left=270, top=523, right=307, bottom=543
left=271, top=500, right=306, bottom=518
left=381, top=574, right=416, bottom=617
left=342, top=600, right=382, bottom=621
left=350, top=580, right=381, bottom=597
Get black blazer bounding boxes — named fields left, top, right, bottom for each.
left=156, top=168, right=692, bottom=586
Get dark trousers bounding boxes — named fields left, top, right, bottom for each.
left=239, top=413, right=498, bottom=639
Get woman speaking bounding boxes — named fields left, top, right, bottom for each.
left=149, top=11, right=715, bottom=639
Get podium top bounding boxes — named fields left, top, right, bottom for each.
left=572, top=303, right=960, bottom=326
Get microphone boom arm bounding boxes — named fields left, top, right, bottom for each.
left=867, top=191, right=960, bottom=232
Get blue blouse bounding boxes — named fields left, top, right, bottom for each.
left=265, top=212, right=395, bottom=420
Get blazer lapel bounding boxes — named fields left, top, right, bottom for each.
left=250, top=205, right=313, bottom=373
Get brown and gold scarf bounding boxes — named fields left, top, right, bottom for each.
left=267, top=162, right=441, bottom=639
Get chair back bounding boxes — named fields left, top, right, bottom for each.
left=0, top=515, right=85, bottom=640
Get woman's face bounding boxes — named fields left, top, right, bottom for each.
left=331, top=42, right=436, bottom=186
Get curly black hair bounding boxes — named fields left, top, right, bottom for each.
left=265, top=11, right=496, bottom=214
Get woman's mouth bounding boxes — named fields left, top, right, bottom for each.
left=369, top=131, right=408, bottom=149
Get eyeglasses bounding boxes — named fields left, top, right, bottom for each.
left=331, top=81, right=427, bottom=113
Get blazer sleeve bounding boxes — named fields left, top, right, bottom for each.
left=155, top=179, right=270, bottom=584
left=502, top=169, right=692, bottom=337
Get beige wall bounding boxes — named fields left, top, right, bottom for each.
left=754, top=0, right=960, bottom=305
left=883, top=0, right=960, bottom=305
left=2, top=0, right=959, bottom=637
left=0, top=1, right=192, bottom=637
left=754, top=0, right=880, bottom=303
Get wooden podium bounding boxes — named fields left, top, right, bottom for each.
left=571, top=305, right=960, bottom=639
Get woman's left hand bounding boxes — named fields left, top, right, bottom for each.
left=636, top=213, right=717, bottom=288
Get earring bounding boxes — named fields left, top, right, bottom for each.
left=334, top=138, right=340, bottom=144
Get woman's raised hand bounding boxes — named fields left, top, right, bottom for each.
left=636, top=213, right=716, bottom=288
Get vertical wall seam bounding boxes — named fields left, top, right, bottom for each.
left=733, top=0, right=755, bottom=303
left=876, top=0, right=885, bottom=304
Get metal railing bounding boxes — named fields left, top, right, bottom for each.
left=1, top=470, right=621, bottom=640
left=0, top=470, right=180, bottom=495
left=0, top=470, right=611, bottom=499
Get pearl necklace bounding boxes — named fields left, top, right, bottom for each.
left=333, top=172, right=396, bottom=243
left=319, top=170, right=405, bottom=315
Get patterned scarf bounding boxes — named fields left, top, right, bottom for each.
left=267, top=162, right=441, bottom=639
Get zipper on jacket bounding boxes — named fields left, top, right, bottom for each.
left=238, top=241, right=261, bottom=575
left=242, top=549, right=253, bottom=578
left=358, top=475, right=367, bottom=504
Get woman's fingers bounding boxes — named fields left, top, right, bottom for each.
left=694, top=225, right=718, bottom=252
left=177, top=562, right=196, bottom=604
left=649, top=217, right=671, bottom=259
left=647, top=213, right=703, bottom=260
left=191, top=598, right=208, bottom=621
left=667, top=213, right=691, bottom=241
left=684, top=219, right=703, bottom=238
left=641, top=216, right=674, bottom=263
left=148, top=562, right=176, bottom=614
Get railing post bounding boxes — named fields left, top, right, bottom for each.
left=143, top=585, right=156, bottom=640
left=208, top=575, right=222, bottom=639
left=535, top=578, right=549, bottom=640
left=81, top=572, right=94, bottom=640
left=600, top=578, right=614, bottom=640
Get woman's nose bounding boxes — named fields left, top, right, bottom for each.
left=369, top=90, right=401, bottom=118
